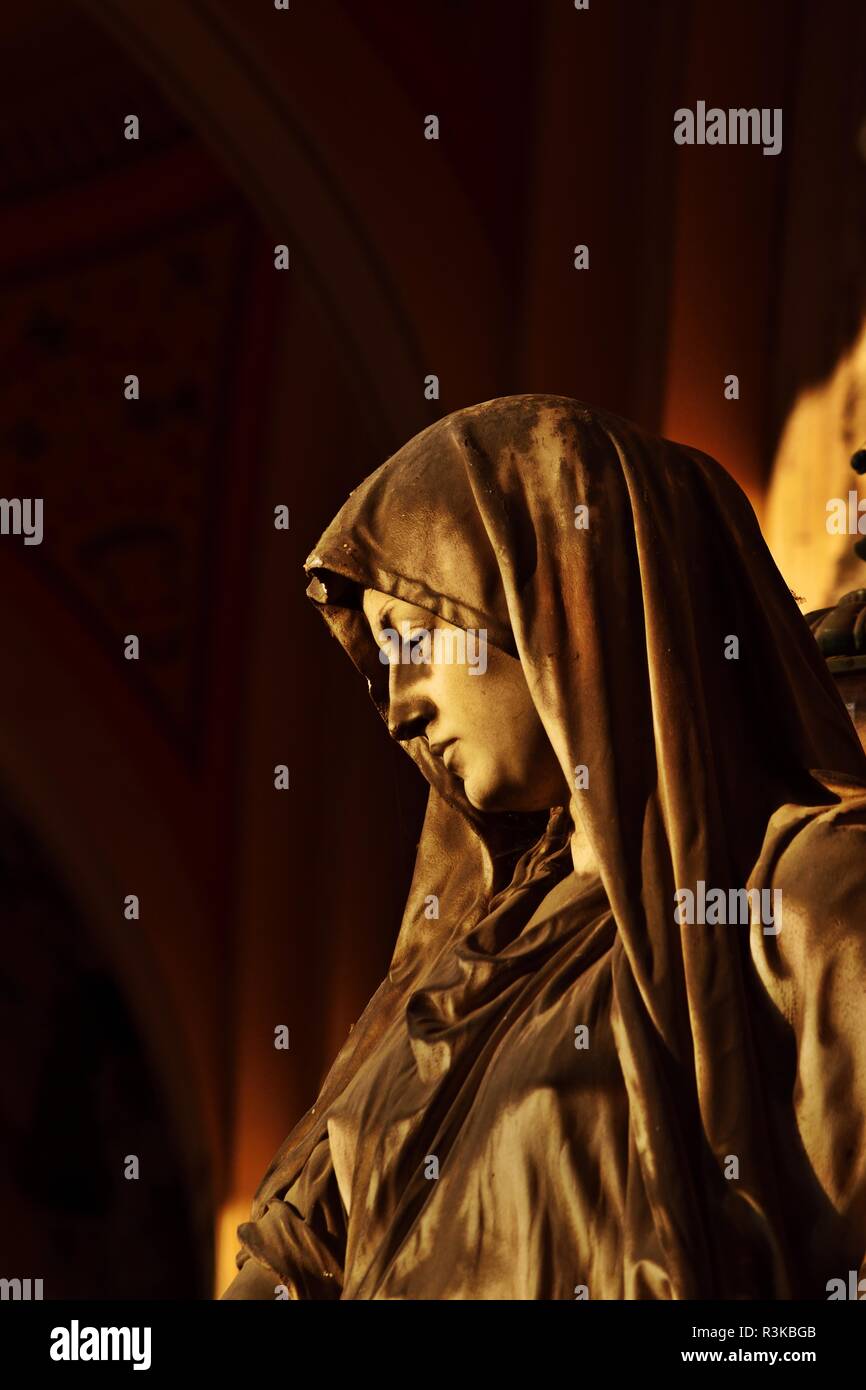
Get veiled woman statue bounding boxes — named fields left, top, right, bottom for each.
left=222, top=394, right=866, bottom=1300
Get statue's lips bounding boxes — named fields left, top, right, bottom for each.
left=443, top=741, right=462, bottom=773
left=431, top=737, right=459, bottom=769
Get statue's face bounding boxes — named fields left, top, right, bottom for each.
left=362, top=588, right=569, bottom=813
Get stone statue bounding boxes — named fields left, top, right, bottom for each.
left=223, top=395, right=866, bottom=1299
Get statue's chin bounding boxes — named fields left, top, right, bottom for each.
left=464, top=778, right=525, bottom=815
left=462, top=777, right=495, bottom=812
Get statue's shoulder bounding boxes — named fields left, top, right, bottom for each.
left=767, top=775, right=866, bottom=925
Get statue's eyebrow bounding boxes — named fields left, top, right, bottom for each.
left=376, top=601, right=397, bottom=635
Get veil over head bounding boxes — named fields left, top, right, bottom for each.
left=236, top=394, right=866, bottom=1299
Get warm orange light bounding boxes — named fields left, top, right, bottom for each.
left=215, top=1197, right=251, bottom=1299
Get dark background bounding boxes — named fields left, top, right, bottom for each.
left=1, top=0, right=865, bottom=1298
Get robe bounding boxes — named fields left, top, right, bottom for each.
left=223, top=394, right=866, bottom=1300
